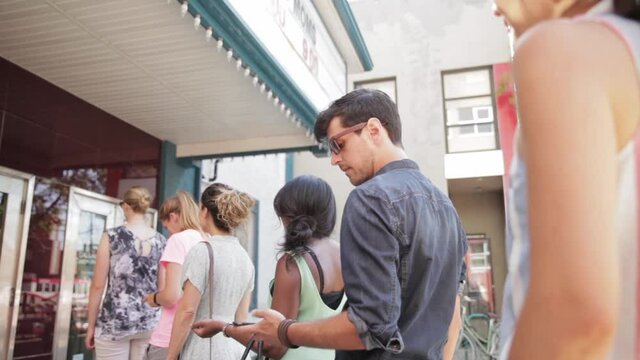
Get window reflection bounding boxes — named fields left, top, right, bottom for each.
left=14, top=179, right=69, bottom=360
left=464, top=234, right=495, bottom=314
left=0, top=192, right=7, bottom=261
left=67, top=211, right=105, bottom=360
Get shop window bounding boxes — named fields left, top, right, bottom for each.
left=442, top=67, right=499, bottom=153
left=354, top=77, right=397, bottom=104
left=464, top=234, right=496, bottom=314
left=14, top=179, right=69, bottom=359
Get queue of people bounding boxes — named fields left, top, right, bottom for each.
left=84, top=1, right=640, bottom=359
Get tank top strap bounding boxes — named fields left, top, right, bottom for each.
left=589, top=14, right=640, bottom=74
left=587, top=14, right=640, bottom=359
left=585, top=14, right=640, bottom=146
left=292, top=253, right=320, bottom=294
left=302, top=246, right=324, bottom=292
left=337, top=286, right=348, bottom=308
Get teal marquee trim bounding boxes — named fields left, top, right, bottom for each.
left=332, top=0, right=373, bottom=71
left=182, top=144, right=324, bottom=161
left=285, top=153, right=294, bottom=182
left=186, top=0, right=318, bottom=129
left=159, top=141, right=201, bottom=232
left=159, top=142, right=169, bottom=209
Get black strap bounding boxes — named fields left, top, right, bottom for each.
left=257, top=339, right=264, bottom=358
left=240, top=336, right=255, bottom=360
left=204, top=242, right=214, bottom=360
left=241, top=335, right=267, bottom=360
left=302, top=246, right=324, bottom=293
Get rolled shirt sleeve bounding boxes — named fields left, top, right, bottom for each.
left=341, top=188, right=404, bottom=354
left=160, top=233, right=187, bottom=266
left=457, top=221, right=469, bottom=294
left=244, top=265, right=255, bottom=295
left=181, top=243, right=209, bottom=295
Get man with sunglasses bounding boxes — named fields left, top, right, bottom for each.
left=248, top=89, right=467, bottom=359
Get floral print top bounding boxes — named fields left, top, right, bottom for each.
left=96, top=225, right=166, bottom=340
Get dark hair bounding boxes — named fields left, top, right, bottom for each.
left=201, top=183, right=255, bottom=233
left=273, top=175, right=336, bottom=254
left=314, top=88, right=403, bottom=146
left=615, top=0, right=640, bottom=20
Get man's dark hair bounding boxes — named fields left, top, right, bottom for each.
left=314, top=88, right=403, bottom=146
left=615, top=0, right=640, bottom=20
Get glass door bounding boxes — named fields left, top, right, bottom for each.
left=53, top=188, right=158, bottom=360
left=0, top=167, right=35, bottom=360
left=53, top=188, right=119, bottom=360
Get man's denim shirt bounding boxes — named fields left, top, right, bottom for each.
left=337, top=159, right=467, bottom=360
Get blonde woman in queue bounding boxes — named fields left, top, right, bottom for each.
left=85, top=186, right=166, bottom=359
left=142, top=191, right=205, bottom=359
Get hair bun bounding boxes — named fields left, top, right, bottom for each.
left=208, top=187, right=255, bottom=231
left=123, top=186, right=152, bottom=214
left=139, top=194, right=151, bottom=209
left=286, top=215, right=316, bottom=248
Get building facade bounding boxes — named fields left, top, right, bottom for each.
left=293, top=0, right=515, bottom=316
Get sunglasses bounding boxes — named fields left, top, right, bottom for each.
left=327, top=122, right=367, bottom=155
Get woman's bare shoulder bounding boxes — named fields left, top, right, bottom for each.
left=515, top=18, right=629, bottom=72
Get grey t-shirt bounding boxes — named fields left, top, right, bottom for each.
left=180, top=236, right=254, bottom=360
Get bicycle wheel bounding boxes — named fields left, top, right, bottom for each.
left=487, top=322, right=501, bottom=359
left=454, top=332, right=478, bottom=360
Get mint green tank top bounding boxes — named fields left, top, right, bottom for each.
left=269, top=253, right=347, bottom=360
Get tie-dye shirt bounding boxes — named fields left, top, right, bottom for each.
left=96, top=225, right=166, bottom=340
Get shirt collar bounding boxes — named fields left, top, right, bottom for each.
left=375, top=159, right=419, bottom=177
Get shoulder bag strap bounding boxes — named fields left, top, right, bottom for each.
left=204, top=241, right=214, bottom=359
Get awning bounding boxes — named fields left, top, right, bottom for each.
left=0, top=0, right=372, bottom=158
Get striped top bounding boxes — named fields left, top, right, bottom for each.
left=500, top=13, right=640, bottom=359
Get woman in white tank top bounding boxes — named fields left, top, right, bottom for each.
left=494, top=0, right=640, bottom=358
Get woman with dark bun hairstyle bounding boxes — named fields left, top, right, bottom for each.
left=192, top=175, right=345, bottom=360
left=166, top=183, right=256, bottom=360
left=269, top=175, right=346, bottom=359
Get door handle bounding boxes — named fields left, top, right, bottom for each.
left=8, top=287, right=15, bottom=307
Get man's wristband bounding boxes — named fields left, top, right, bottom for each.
left=152, top=292, right=160, bottom=306
left=277, top=319, right=299, bottom=349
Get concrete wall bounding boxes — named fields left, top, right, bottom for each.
left=450, top=190, right=507, bottom=313
left=348, top=0, right=510, bottom=191
left=294, top=0, right=510, bottom=229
